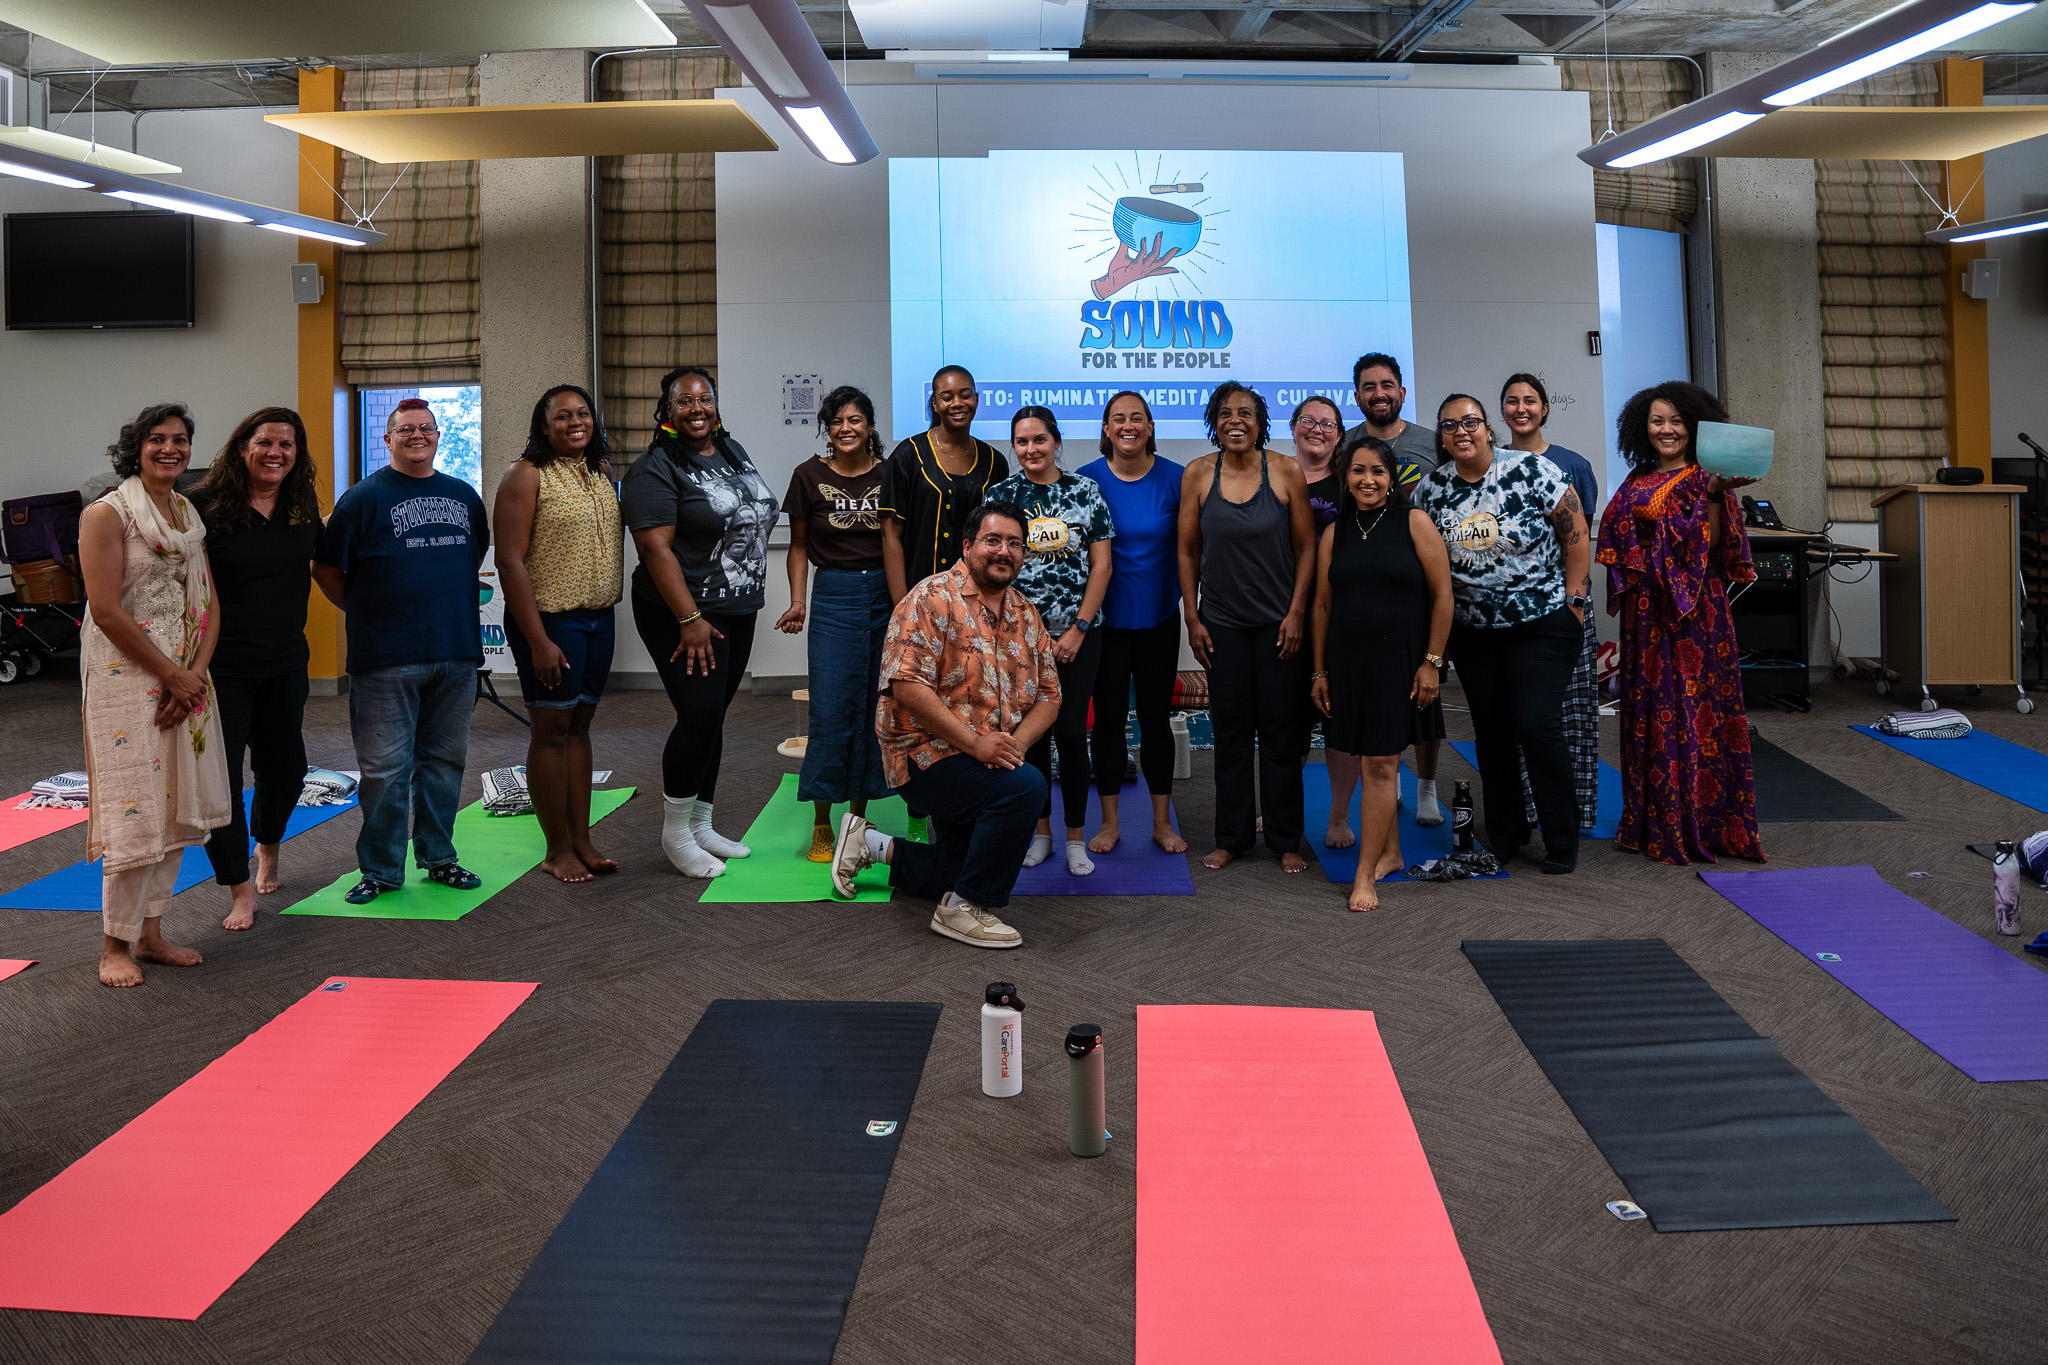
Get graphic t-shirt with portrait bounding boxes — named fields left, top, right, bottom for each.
left=1413, top=449, right=1569, bottom=629
left=783, top=456, right=884, bottom=572
left=622, top=432, right=779, bottom=614
left=984, top=470, right=1115, bottom=633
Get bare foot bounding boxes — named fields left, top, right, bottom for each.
left=541, top=852, right=595, bottom=883
left=254, top=843, right=282, bottom=894
left=1373, top=852, right=1405, bottom=882
left=573, top=843, right=619, bottom=875
left=99, top=946, right=143, bottom=988
left=1088, top=820, right=1121, bottom=855
left=1280, top=851, right=1309, bottom=874
left=1202, top=847, right=1237, bottom=869
left=133, top=937, right=202, bottom=969
left=222, top=886, right=257, bottom=931
left=1348, top=882, right=1381, bottom=912
left=1325, top=819, right=1356, bottom=851
left=1153, top=825, right=1188, bottom=855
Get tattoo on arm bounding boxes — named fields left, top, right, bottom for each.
left=1551, top=488, right=1584, bottom=547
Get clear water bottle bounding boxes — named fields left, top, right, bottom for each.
left=981, top=983, right=1024, bottom=1097
left=1065, top=1024, right=1106, bottom=1158
left=1995, top=840, right=2022, bottom=936
left=1451, top=780, right=1475, bottom=854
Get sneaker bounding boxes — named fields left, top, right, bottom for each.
left=830, top=812, right=874, bottom=898
left=343, top=878, right=387, bottom=905
left=929, top=896, right=1023, bottom=949
left=426, top=863, right=482, bottom=891
left=807, top=824, right=834, bottom=863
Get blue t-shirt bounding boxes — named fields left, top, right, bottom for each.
left=1535, top=443, right=1598, bottom=521
left=314, top=465, right=490, bottom=674
left=1079, top=454, right=1184, bottom=631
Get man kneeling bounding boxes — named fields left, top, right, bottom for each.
left=830, top=502, right=1059, bottom=948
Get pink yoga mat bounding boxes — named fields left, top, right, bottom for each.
left=0, top=976, right=535, bottom=1319
left=1138, top=1005, right=1501, bottom=1364
left=0, top=796, right=87, bottom=853
left=0, top=959, right=36, bottom=983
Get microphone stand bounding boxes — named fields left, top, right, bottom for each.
left=2020, top=434, right=2048, bottom=686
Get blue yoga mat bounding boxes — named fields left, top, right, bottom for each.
left=0, top=795, right=357, bottom=912
left=1301, top=760, right=1505, bottom=884
left=1447, top=741, right=1620, bottom=839
left=1853, top=725, right=2048, bottom=812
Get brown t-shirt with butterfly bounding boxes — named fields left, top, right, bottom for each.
left=783, top=456, right=885, bottom=572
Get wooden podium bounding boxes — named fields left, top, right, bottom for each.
left=1871, top=483, right=2032, bottom=713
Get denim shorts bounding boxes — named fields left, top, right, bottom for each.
left=506, top=606, right=615, bottom=710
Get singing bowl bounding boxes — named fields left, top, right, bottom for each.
left=1695, top=420, right=1775, bottom=480
left=1112, top=196, right=1202, bottom=256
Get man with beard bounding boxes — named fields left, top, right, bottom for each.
left=829, top=502, right=1061, bottom=949
left=1337, top=352, right=1440, bottom=485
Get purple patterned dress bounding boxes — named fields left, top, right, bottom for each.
left=1596, top=464, right=1765, bottom=865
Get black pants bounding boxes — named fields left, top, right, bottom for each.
left=1091, top=616, right=1181, bottom=798
left=1205, top=618, right=1310, bottom=855
left=1450, top=606, right=1581, bottom=860
left=203, top=672, right=309, bottom=887
left=632, top=596, right=757, bottom=802
left=1026, top=628, right=1100, bottom=829
left=890, top=754, right=1047, bottom=910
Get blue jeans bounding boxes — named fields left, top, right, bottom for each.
left=348, top=661, right=475, bottom=887
left=890, top=753, right=1047, bottom=910
left=799, top=568, right=892, bottom=804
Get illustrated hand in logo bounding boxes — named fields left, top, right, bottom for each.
left=1092, top=231, right=1183, bottom=300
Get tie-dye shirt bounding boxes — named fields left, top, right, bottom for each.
left=1413, top=449, right=1569, bottom=629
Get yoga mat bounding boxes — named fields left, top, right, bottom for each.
left=0, top=795, right=359, bottom=913
left=0, top=796, right=88, bottom=853
left=283, top=789, right=633, bottom=921
left=1748, top=736, right=1900, bottom=822
left=0, top=959, right=35, bottom=983
left=1302, top=760, right=1505, bottom=884
left=469, top=998, right=940, bottom=1364
left=1136, top=1005, right=1501, bottom=1364
left=1012, top=790, right=1194, bottom=897
left=1462, top=939, right=1954, bottom=1231
left=0, top=975, right=534, bottom=1319
left=1853, top=725, right=2048, bottom=812
left=1700, top=864, right=2048, bottom=1082
left=1448, top=741, right=1620, bottom=839
left=698, top=773, right=907, bottom=904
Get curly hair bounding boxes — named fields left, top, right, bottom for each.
left=196, top=406, right=319, bottom=531
left=522, top=384, right=612, bottom=472
left=1434, top=392, right=1496, bottom=465
left=817, top=385, right=883, bottom=462
left=107, top=402, right=194, bottom=479
left=1615, top=381, right=1728, bottom=476
left=1203, top=382, right=1270, bottom=451
left=1097, top=389, right=1157, bottom=460
left=1334, top=434, right=1413, bottom=526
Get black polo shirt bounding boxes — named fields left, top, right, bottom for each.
left=190, top=489, right=320, bottom=678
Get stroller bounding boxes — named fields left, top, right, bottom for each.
left=1, top=490, right=86, bottom=684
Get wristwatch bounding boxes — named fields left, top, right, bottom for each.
left=1073, top=616, right=1092, bottom=632
left=1567, top=594, right=1592, bottom=612
left=1423, top=653, right=1444, bottom=669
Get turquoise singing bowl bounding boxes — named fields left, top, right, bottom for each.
left=1695, top=420, right=1774, bottom=480
left=1112, top=196, right=1202, bottom=256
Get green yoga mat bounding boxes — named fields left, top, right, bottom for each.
left=282, top=789, right=636, bottom=921
left=699, top=773, right=907, bottom=904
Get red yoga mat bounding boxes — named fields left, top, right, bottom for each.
left=0, top=959, right=36, bottom=983
left=0, top=796, right=88, bottom=853
left=1137, top=1005, right=1502, bottom=1365
left=0, top=976, right=535, bottom=1319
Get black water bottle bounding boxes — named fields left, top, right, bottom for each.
left=1451, top=780, right=1474, bottom=853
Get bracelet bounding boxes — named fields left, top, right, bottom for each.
left=1311, top=670, right=1328, bottom=680
left=676, top=610, right=702, bottom=627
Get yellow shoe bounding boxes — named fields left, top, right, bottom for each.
left=807, top=824, right=834, bottom=862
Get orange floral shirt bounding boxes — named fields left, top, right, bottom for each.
left=876, top=559, right=1062, bottom=787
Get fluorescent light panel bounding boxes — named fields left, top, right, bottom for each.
left=1607, top=110, right=1766, bottom=167
left=1928, top=205, right=2048, bottom=242
left=1953, top=220, right=2048, bottom=241
left=784, top=104, right=855, bottom=163
left=1765, top=1, right=2031, bottom=105
left=705, top=3, right=810, bottom=99
left=0, top=158, right=93, bottom=189
left=106, top=189, right=253, bottom=222
left=259, top=221, right=366, bottom=245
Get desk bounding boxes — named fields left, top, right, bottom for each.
left=1870, top=483, right=2032, bottom=714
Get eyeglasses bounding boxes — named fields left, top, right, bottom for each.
left=1293, top=418, right=1341, bottom=434
left=391, top=424, right=439, bottom=438
left=975, top=534, right=1025, bottom=552
left=1438, top=417, right=1488, bottom=433
left=670, top=396, right=717, bottom=411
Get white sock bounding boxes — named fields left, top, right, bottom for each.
left=663, top=795, right=726, bottom=878
left=1023, top=833, right=1054, bottom=867
left=1065, top=840, right=1095, bottom=876
left=862, top=827, right=892, bottom=863
left=690, top=801, right=750, bottom=859
left=1415, top=779, right=1442, bottom=826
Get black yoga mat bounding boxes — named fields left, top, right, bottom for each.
left=471, top=999, right=941, bottom=1364
left=1462, top=939, right=1953, bottom=1233
left=1750, top=735, right=1901, bottom=822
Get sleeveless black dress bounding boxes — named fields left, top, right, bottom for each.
left=1325, top=506, right=1448, bottom=757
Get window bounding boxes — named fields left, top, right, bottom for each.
left=1594, top=225, right=1690, bottom=497
left=358, top=385, right=483, bottom=493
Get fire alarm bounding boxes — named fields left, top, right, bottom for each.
left=1587, top=330, right=1602, bottom=356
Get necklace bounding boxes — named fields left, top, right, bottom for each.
left=1354, top=506, right=1388, bottom=541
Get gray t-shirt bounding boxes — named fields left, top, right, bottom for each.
left=1337, top=417, right=1441, bottom=480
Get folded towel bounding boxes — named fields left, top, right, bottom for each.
left=297, top=767, right=359, bottom=807
left=1874, top=708, right=1973, bottom=739
left=481, top=766, right=532, bottom=817
left=17, top=771, right=88, bottom=809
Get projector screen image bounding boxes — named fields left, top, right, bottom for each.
left=889, top=149, right=1413, bottom=441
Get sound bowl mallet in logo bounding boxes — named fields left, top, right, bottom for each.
left=1083, top=157, right=1220, bottom=301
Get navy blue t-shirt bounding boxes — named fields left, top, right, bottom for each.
left=314, top=465, right=490, bottom=674
left=1536, top=443, right=1599, bottom=521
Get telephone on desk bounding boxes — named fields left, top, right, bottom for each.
left=1742, top=495, right=1785, bottom=530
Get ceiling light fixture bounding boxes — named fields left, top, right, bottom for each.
left=885, top=49, right=1070, bottom=62
left=1581, top=0, right=2041, bottom=168
left=783, top=104, right=856, bottom=164
left=1926, top=205, right=2048, bottom=242
left=682, top=0, right=879, bottom=165
left=106, top=189, right=254, bottom=223
left=0, top=158, right=94, bottom=189
left=259, top=221, right=371, bottom=245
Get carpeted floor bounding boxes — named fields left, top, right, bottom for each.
left=0, top=661, right=2044, bottom=1364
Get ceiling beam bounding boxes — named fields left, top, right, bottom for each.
left=1223, top=5, right=1279, bottom=40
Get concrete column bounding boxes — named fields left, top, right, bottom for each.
left=477, top=50, right=593, bottom=499
left=1704, top=51, right=1826, bottom=538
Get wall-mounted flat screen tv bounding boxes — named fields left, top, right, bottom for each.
left=4, top=209, right=196, bottom=330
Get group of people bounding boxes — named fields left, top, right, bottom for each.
left=73, top=352, right=1765, bottom=981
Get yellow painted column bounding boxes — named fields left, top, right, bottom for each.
left=1942, top=57, right=1991, bottom=474
left=296, top=67, right=351, bottom=688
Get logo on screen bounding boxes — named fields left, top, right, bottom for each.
left=1076, top=156, right=1233, bottom=366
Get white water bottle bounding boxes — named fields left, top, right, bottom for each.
left=981, top=982, right=1024, bottom=1097
left=1994, top=840, right=2022, bottom=936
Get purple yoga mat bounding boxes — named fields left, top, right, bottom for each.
left=1699, top=864, right=2048, bottom=1082
left=1010, top=790, right=1194, bottom=897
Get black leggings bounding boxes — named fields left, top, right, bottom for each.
left=1091, top=616, right=1181, bottom=798
left=1027, top=628, right=1101, bottom=829
left=203, top=672, right=309, bottom=887
left=631, top=595, right=756, bottom=802
left=1449, top=606, right=1580, bottom=859
left=1205, top=618, right=1310, bottom=856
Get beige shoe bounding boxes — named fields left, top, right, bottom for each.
left=830, top=813, right=875, bottom=899
left=929, top=895, right=1023, bottom=949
